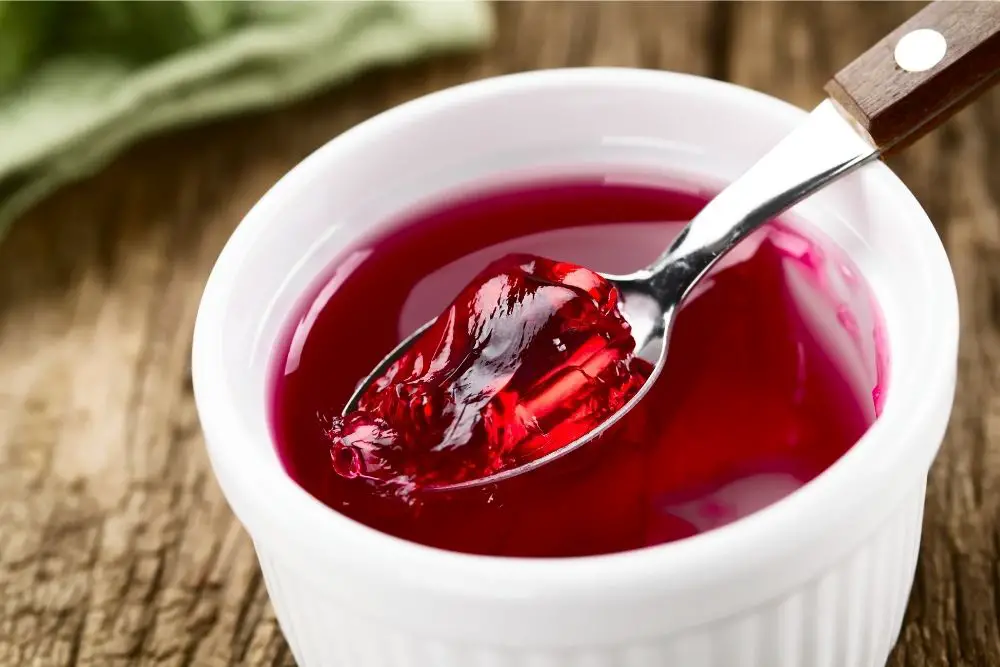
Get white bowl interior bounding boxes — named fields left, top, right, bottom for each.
left=193, top=69, right=958, bottom=643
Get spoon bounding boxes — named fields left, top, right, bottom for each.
left=345, top=0, right=1000, bottom=491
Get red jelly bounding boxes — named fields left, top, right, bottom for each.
left=327, top=253, right=648, bottom=491
left=272, top=177, right=886, bottom=558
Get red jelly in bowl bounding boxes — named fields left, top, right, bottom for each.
left=271, top=177, right=886, bottom=558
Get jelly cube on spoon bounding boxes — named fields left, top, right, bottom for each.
left=324, top=253, right=649, bottom=491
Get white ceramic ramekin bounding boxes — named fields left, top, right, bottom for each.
left=192, top=69, right=959, bottom=667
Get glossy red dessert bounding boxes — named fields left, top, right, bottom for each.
left=327, top=253, right=648, bottom=491
left=271, top=177, right=886, bottom=557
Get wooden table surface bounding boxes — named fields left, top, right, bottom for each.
left=2, top=2, right=999, bottom=665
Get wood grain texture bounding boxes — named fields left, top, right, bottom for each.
left=825, top=0, right=1000, bottom=154
left=0, top=2, right=998, bottom=666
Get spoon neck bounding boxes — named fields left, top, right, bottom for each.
left=641, top=99, right=878, bottom=305
left=626, top=251, right=710, bottom=308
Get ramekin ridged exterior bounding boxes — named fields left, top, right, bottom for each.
left=193, top=69, right=958, bottom=667
left=256, top=482, right=925, bottom=667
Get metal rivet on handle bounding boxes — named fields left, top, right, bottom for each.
left=894, top=28, right=948, bottom=72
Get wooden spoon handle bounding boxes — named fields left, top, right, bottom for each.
left=825, top=0, right=1000, bottom=155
